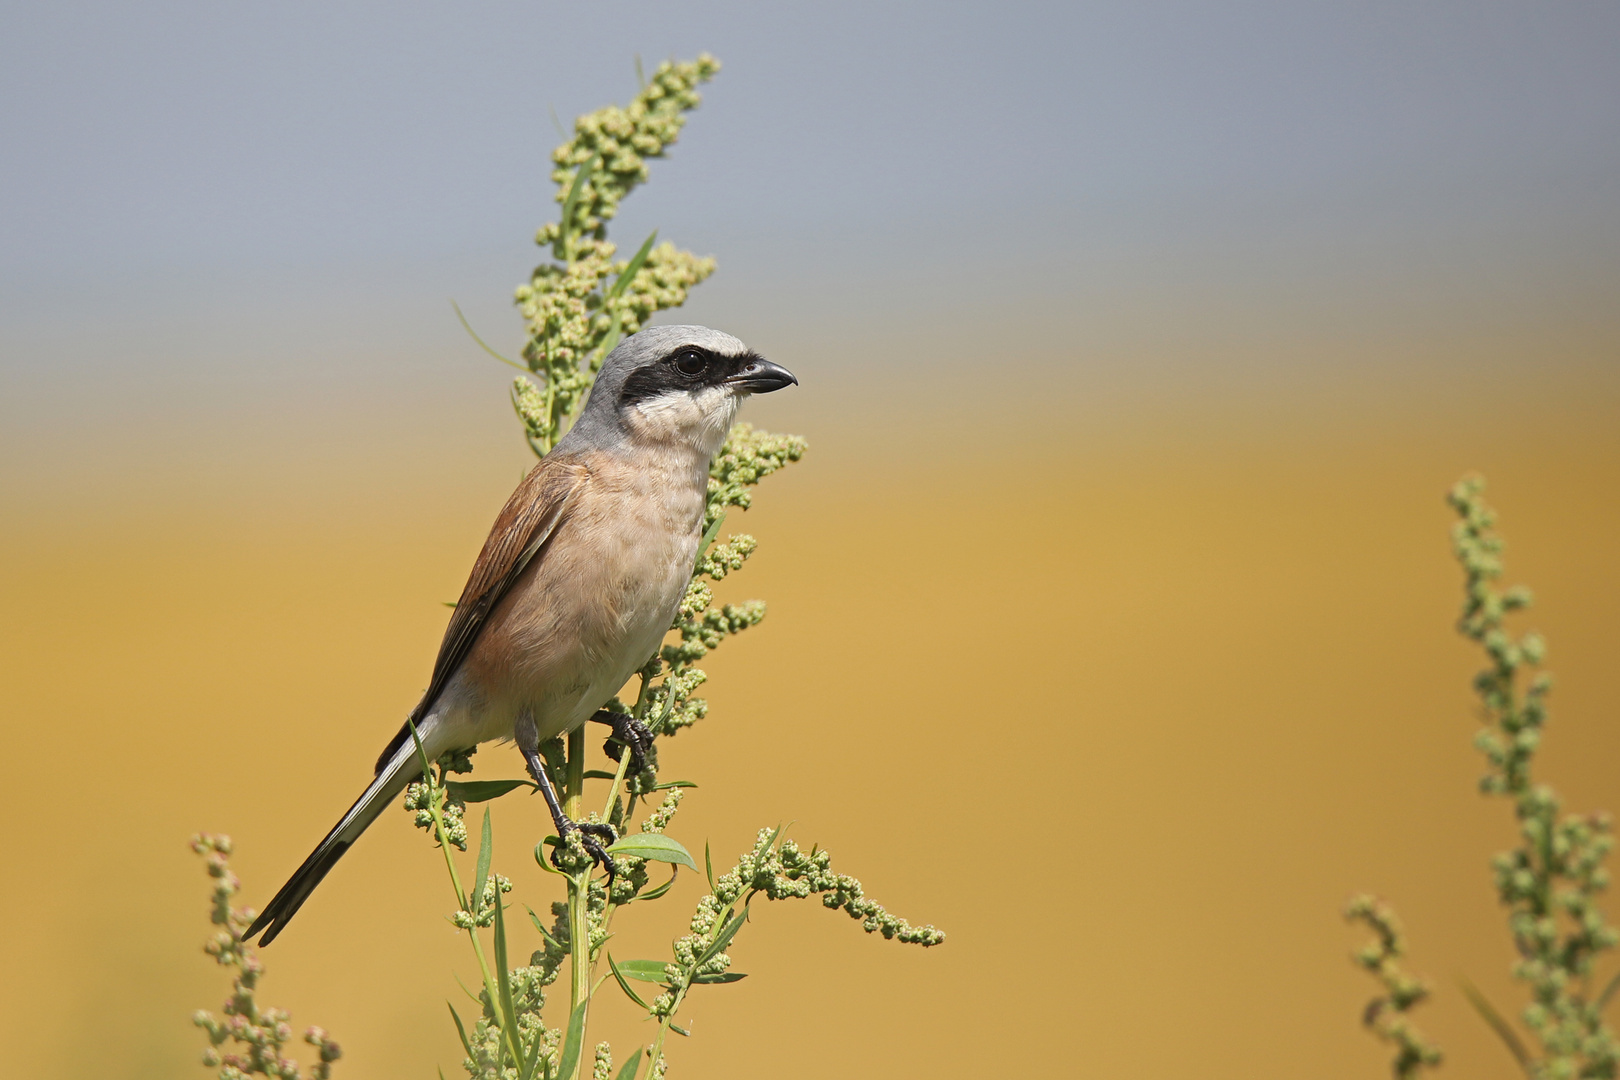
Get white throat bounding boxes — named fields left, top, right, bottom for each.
left=622, top=386, right=739, bottom=458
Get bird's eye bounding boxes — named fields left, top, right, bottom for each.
left=672, top=349, right=708, bottom=378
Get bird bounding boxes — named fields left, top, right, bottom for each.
left=242, top=325, right=797, bottom=946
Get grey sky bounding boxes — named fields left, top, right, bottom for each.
left=2, top=1, right=1617, bottom=472
left=5, top=2, right=1617, bottom=271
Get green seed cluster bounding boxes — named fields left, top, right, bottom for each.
left=1344, top=894, right=1442, bottom=1079
left=404, top=776, right=468, bottom=851
left=642, top=789, right=684, bottom=834
left=189, top=835, right=343, bottom=1080
left=538, top=56, right=720, bottom=255
left=662, top=580, right=766, bottom=668
left=774, top=839, right=947, bottom=945
left=642, top=828, right=944, bottom=1022
left=1448, top=476, right=1620, bottom=1077
left=511, top=241, right=715, bottom=454
left=704, top=424, right=808, bottom=531
left=507, top=55, right=720, bottom=456
left=451, top=874, right=515, bottom=931
left=697, top=533, right=756, bottom=580
left=462, top=997, right=558, bottom=1080
left=714, top=832, right=947, bottom=946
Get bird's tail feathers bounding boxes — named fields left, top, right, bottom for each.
left=242, top=736, right=428, bottom=946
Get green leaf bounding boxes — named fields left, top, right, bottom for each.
left=607, top=833, right=697, bottom=871
left=526, top=905, right=562, bottom=950
left=581, top=770, right=622, bottom=781
left=592, top=231, right=656, bottom=362
left=447, top=1003, right=473, bottom=1058
left=473, top=809, right=493, bottom=917
left=691, top=512, right=727, bottom=579
left=704, top=840, right=716, bottom=894
left=607, top=953, right=652, bottom=1008
left=534, top=838, right=566, bottom=876
left=450, top=779, right=536, bottom=803
left=648, top=680, right=683, bottom=735
left=452, top=971, right=482, bottom=1004
left=518, top=1019, right=546, bottom=1080
left=553, top=999, right=589, bottom=1080
left=635, top=870, right=678, bottom=903
left=491, top=884, right=527, bottom=1074
left=1460, top=977, right=1532, bottom=1074
left=652, top=780, right=698, bottom=790
left=691, top=972, right=747, bottom=984
left=613, top=1049, right=644, bottom=1080
left=439, top=1067, right=448, bottom=1080
left=608, top=231, right=658, bottom=299
left=451, top=299, right=526, bottom=373
left=595, top=310, right=627, bottom=367
left=611, top=958, right=673, bottom=983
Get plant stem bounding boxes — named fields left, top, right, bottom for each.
left=645, top=1017, right=673, bottom=1079
left=564, top=725, right=591, bottom=1080
left=428, top=785, right=469, bottom=912
left=601, top=742, right=633, bottom=826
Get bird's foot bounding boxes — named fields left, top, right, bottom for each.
left=519, top=735, right=620, bottom=884
left=590, top=709, right=653, bottom=773
left=550, top=818, right=619, bottom=883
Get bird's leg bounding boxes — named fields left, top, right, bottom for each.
left=515, top=714, right=617, bottom=882
left=589, top=708, right=653, bottom=773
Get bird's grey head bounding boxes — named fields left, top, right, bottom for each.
left=560, top=325, right=797, bottom=456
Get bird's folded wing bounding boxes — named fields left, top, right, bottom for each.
left=374, top=455, right=589, bottom=774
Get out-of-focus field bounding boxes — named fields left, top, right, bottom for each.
left=2, top=359, right=1618, bottom=1079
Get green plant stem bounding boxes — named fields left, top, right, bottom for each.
left=645, top=1017, right=674, bottom=1078
left=601, top=742, right=633, bottom=827
left=564, top=726, right=591, bottom=1080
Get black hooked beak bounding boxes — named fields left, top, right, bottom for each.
left=727, top=356, right=798, bottom=394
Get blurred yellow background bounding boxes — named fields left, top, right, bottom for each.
left=4, top=2, right=1620, bottom=1077
left=2, top=350, right=1618, bottom=1079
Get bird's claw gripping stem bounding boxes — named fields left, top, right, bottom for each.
left=590, top=709, right=653, bottom=774
left=555, top=820, right=618, bottom=883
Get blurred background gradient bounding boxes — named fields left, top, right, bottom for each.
left=3, top=2, right=1618, bottom=1077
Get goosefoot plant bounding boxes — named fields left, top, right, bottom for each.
left=191, top=54, right=942, bottom=1080
left=190, top=835, right=342, bottom=1080
left=415, top=53, right=943, bottom=1080
left=1346, top=476, right=1619, bottom=1079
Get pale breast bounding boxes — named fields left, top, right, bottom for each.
left=462, top=445, right=709, bottom=742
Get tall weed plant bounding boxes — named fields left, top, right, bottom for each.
left=190, top=56, right=943, bottom=1080
left=1348, top=477, right=1619, bottom=1079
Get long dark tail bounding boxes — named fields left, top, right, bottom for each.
left=242, top=738, right=423, bottom=946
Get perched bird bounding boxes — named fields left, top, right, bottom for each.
left=243, top=325, right=797, bottom=945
